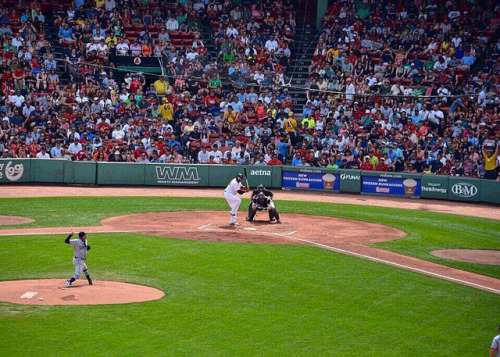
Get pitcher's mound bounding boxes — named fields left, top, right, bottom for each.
left=431, top=249, right=500, bottom=265
left=0, top=279, right=164, bottom=305
left=0, top=215, right=34, bottom=226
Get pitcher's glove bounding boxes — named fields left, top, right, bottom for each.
left=86, top=245, right=91, bottom=251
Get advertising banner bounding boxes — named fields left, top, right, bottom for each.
left=0, top=159, right=31, bottom=183
left=339, top=170, right=362, bottom=193
left=448, top=177, right=481, bottom=202
left=145, top=164, right=209, bottom=186
left=362, top=175, right=421, bottom=197
left=282, top=168, right=340, bottom=191
left=421, top=175, right=449, bottom=200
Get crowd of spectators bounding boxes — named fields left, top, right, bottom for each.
left=300, top=0, right=500, bottom=179
left=0, top=0, right=499, bottom=180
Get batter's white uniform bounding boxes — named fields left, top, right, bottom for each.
left=69, top=238, right=88, bottom=280
left=224, top=178, right=244, bottom=224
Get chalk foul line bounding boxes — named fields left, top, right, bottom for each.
left=273, top=233, right=500, bottom=295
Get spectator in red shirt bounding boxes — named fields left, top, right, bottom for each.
left=267, top=153, right=283, bottom=165
left=375, top=157, right=389, bottom=171
left=129, top=75, right=145, bottom=94
left=360, top=156, right=373, bottom=170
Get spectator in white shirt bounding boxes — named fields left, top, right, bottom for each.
left=226, top=25, right=239, bottom=38
left=437, top=84, right=450, bottom=103
left=36, top=147, right=51, bottom=159
left=112, top=124, right=125, bottom=140
left=9, top=90, right=25, bottom=107
left=345, top=78, right=356, bottom=102
left=197, top=147, right=211, bottom=163
left=166, top=16, right=179, bottom=31
left=264, top=35, right=278, bottom=52
left=211, top=144, right=223, bottom=163
left=68, top=139, right=82, bottom=156
left=428, top=105, right=444, bottom=125
left=116, top=40, right=129, bottom=56
left=253, top=70, right=264, bottom=84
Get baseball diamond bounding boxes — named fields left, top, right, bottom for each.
left=1, top=0, right=500, bottom=353
left=0, top=186, right=499, bottom=355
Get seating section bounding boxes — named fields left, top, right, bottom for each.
left=0, top=0, right=498, bottom=179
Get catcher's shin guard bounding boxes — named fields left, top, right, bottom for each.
left=270, top=208, right=280, bottom=222
left=247, top=203, right=254, bottom=220
left=247, top=208, right=257, bottom=221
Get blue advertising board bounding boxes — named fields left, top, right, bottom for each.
left=362, top=176, right=421, bottom=197
left=282, top=169, right=340, bottom=191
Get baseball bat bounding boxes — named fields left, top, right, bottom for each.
left=243, top=167, right=250, bottom=191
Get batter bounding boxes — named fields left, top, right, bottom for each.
left=65, top=231, right=93, bottom=287
left=223, top=173, right=248, bottom=225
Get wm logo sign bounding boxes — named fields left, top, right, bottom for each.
left=155, top=166, right=200, bottom=183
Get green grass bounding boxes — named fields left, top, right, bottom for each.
left=0, top=233, right=498, bottom=356
left=0, top=197, right=498, bottom=278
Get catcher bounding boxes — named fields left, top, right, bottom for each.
left=247, top=184, right=276, bottom=221
left=246, top=192, right=281, bottom=223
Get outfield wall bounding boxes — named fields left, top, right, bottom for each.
left=0, top=159, right=498, bottom=205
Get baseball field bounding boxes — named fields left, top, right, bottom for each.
left=0, top=186, right=499, bottom=356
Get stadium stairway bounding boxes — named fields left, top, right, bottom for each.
left=288, top=23, right=320, bottom=118
left=43, top=13, right=70, bottom=87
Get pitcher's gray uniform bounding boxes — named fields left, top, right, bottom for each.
left=65, top=232, right=93, bottom=287
left=491, top=325, right=500, bottom=357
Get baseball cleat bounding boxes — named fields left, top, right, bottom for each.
left=276, top=220, right=282, bottom=224
left=229, top=222, right=240, bottom=226
left=246, top=217, right=252, bottom=221
left=65, top=280, right=71, bottom=287
left=88, top=280, right=93, bottom=286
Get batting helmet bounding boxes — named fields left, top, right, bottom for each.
left=236, top=173, right=243, bottom=179
left=78, top=232, right=87, bottom=238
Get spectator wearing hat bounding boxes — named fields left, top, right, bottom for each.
left=361, top=155, right=373, bottom=170
left=159, top=97, right=174, bottom=121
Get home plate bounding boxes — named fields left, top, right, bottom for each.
left=20, top=291, right=38, bottom=299
left=244, top=227, right=257, bottom=231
